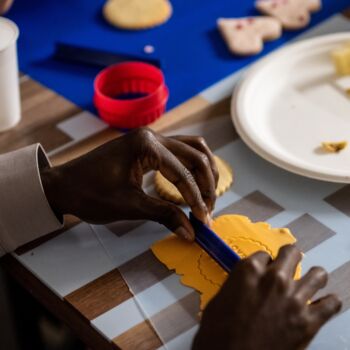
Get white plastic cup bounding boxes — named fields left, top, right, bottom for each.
left=0, top=17, right=20, bottom=132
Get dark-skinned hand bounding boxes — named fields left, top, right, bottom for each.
left=0, top=0, right=13, bottom=14
left=42, top=128, right=219, bottom=241
left=192, top=245, right=341, bottom=350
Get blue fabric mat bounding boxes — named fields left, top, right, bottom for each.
left=6, top=0, right=349, bottom=113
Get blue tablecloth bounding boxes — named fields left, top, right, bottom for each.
left=6, top=0, right=349, bottom=112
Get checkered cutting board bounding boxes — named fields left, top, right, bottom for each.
left=14, top=13, right=350, bottom=350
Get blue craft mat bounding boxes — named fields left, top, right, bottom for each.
left=6, top=0, right=350, bottom=113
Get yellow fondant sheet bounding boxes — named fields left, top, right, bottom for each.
left=151, top=215, right=301, bottom=310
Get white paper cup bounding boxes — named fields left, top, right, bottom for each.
left=0, top=17, right=20, bottom=132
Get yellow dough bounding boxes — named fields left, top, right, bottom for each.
left=103, top=0, right=172, bottom=30
left=155, top=156, right=233, bottom=204
left=152, top=215, right=302, bottom=310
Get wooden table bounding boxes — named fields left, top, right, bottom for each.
left=1, top=11, right=350, bottom=350
left=2, top=68, right=230, bottom=350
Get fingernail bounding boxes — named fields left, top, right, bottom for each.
left=176, top=226, right=194, bottom=241
left=204, top=200, right=213, bottom=213
left=206, top=213, right=213, bottom=227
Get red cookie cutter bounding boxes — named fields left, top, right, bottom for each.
left=94, top=62, right=169, bottom=129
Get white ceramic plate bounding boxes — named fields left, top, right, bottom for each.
left=232, top=33, right=350, bottom=183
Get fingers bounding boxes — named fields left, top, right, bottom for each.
left=155, top=143, right=210, bottom=224
left=270, top=245, right=302, bottom=279
left=128, top=190, right=195, bottom=241
left=246, top=251, right=272, bottom=273
left=240, top=251, right=271, bottom=278
left=230, top=252, right=271, bottom=286
left=171, top=135, right=219, bottom=187
left=294, top=267, right=328, bottom=303
left=308, top=294, right=342, bottom=328
left=135, top=129, right=213, bottom=224
left=258, top=245, right=301, bottom=294
left=161, top=137, right=217, bottom=212
left=219, top=252, right=270, bottom=300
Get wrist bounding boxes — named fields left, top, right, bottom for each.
left=41, top=165, right=67, bottom=218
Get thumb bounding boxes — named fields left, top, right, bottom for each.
left=131, top=190, right=195, bottom=241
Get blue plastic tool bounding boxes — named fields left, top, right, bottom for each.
left=54, top=42, right=162, bottom=68
left=190, top=212, right=241, bottom=273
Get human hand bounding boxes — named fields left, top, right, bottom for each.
left=193, top=245, right=341, bottom=350
left=42, top=128, right=218, bottom=241
left=0, top=0, right=13, bottom=14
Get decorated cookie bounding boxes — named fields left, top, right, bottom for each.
left=155, top=156, right=233, bottom=204
left=103, top=0, right=172, bottom=30
left=218, top=17, right=282, bottom=56
left=255, top=0, right=322, bottom=30
left=152, top=215, right=302, bottom=310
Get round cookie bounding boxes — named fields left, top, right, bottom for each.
left=103, top=0, right=172, bottom=30
left=154, top=156, right=233, bottom=204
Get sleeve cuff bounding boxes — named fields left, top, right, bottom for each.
left=0, top=144, right=63, bottom=253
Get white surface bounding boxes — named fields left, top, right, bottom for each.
left=0, top=17, right=20, bottom=132
left=90, top=221, right=170, bottom=268
left=232, top=32, right=350, bottom=183
left=16, top=223, right=115, bottom=297
left=92, top=297, right=146, bottom=339
left=91, top=298, right=145, bottom=340
left=49, top=111, right=108, bottom=157
left=57, top=111, right=108, bottom=141
left=134, top=275, right=192, bottom=317
left=159, top=326, right=199, bottom=350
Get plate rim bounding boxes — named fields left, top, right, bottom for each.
left=231, top=32, right=350, bottom=184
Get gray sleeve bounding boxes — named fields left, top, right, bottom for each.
left=0, top=144, right=63, bottom=256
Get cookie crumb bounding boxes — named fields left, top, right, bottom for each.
left=321, top=141, right=348, bottom=153
left=144, top=45, right=155, bottom=54
left=332, top=43, right=350, bottom=76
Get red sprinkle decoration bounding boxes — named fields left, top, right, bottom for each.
left=247, top=18, right=255, bottom=24
left=299, top=15, right=305, bottom=22
left=236, top=23, right=244, bottom=30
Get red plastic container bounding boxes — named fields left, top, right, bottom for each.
left=94, top=62, right=169, bottom=129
